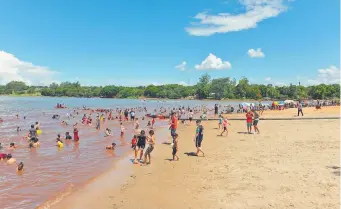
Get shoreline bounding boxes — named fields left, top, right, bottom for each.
left=52, top=107, right=339, bottom=209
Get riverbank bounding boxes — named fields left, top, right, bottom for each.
left=52, top=107, right=340, bottom=209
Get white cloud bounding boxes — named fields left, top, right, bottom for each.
left=308, top=66, right=340, bottom=85
left=248, top=48, right=265, bottom=58
left=175, top=61, right=187, bottom=71
left=0, top=51, right=58, bottom=85
left=265, top=77, right=271, bottom=81
left=195, top=53, right=232, bottom=70
left=186, top=0, right=289, bottom=36
left=178, top=81, right=188, bottom=86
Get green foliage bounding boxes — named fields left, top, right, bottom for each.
left=0, top=78, right=339, bottom=100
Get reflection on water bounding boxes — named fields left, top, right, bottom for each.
left=0, top=96, right=242, bottom=209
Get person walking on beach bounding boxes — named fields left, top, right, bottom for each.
left=170, top=112, right=178, bottom=145
left=246, top=110, right=253, bottom=134
left=172, top=133, right=179, bottom=161
left=252, top=109, right=260, bottom=134
left=137, top=130, right=146, bottom=161
left=297, top=102, right=304, bottom=116
left=194, top=120, right=205, bottom=157
left=143, top=130, right=155, bottom=165
left=218, top=115, right=223, bottom=129
left=220, top=118, right=230, bottom=137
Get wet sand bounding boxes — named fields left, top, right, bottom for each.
left=53, top=107, right=340, bottom=209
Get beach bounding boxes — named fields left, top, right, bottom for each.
left=53, top=106, right=340, bottom=209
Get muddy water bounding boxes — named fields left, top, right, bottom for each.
left=0, top=96, right=239, bottom=209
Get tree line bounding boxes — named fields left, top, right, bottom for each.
left=0, top=74, right=339, bottom=100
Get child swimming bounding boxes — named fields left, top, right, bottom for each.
left=105, top=142, right=116, bottom=150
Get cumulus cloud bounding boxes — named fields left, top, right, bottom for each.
left=248, top=48, right=265, bottom=58
left=195, top=53, right=232, bottom=70
left=308, top=66, right=340, bottom=85
left=175, top=61, right=187, bottom=71
left=265, top=77, right=271, bottom=81
left=186, top=0, right=289, bottom=36
left=0, top=51, right=58, bottom=85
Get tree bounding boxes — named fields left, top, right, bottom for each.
left=210, top=77, right=235, bottom=100
left=196, top=73, right=211, bottom=99
left=101, top=86, right=119, bottom=98
left=6, top=81, right=27, bottom=92
left=234, top=77, right=249, bottom=99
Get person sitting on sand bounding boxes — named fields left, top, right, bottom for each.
left=104, top=128, right=112, bottom=137
left=6, top=154, right=16, bottom=164
left=194, top=120, right=205, bottom=157
left=172, top=133, right=179, bottom=161
left=17, top=162, right=24, bottom=172
left=56, top=138, right=64, bottom=148
left=143, top=130, right=155, bottom=165
left=106, top=142, right=116, bottom=150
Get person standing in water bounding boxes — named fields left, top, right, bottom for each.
left=95, top=116, right=100, bottom=130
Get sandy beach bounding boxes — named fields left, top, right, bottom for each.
left=53, top=107, right=340, bottom=209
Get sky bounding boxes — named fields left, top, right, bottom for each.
left=0, top=0, right=339, bottom=87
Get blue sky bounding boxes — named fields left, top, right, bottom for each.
left=0, top=0, right=339, bottom=86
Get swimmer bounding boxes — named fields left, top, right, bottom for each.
left=106, top=142, right=116, bottom=150
left=8, top=142, right=17, bottom=150
left=0, top=142, right=2, bottom=149
left=61, top=121, right=68, bottom=125
left=56, top=138, right=64, bottom=148
left=17, top=127, right=21, bottom=132
left=104, top=128, right=112, bottom=137
left=0, top=153, right=7, bottom=160
left=17, top=162, right=24, bottom=172
left=65, top=132, right=72, bottom=140
left=6, top=154, right=16, bottom=164
left=147, top=121, right=151, bottom=127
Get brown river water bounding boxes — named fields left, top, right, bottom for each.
left=0, top=97, right=234, bottom=209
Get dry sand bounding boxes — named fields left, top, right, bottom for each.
left=53, top=107, right=340, bottom=209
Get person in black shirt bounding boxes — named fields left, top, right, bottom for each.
left=65, top=132, right=72, bottom=140
left=137, top=130, right=146, bottom=161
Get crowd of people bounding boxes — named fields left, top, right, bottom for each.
left=2, top=99, right=318, bottom=173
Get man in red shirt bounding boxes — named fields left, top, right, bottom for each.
left=246, top=110, right=253, bottom=134
left=170, top=112, right=178, bottom=144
